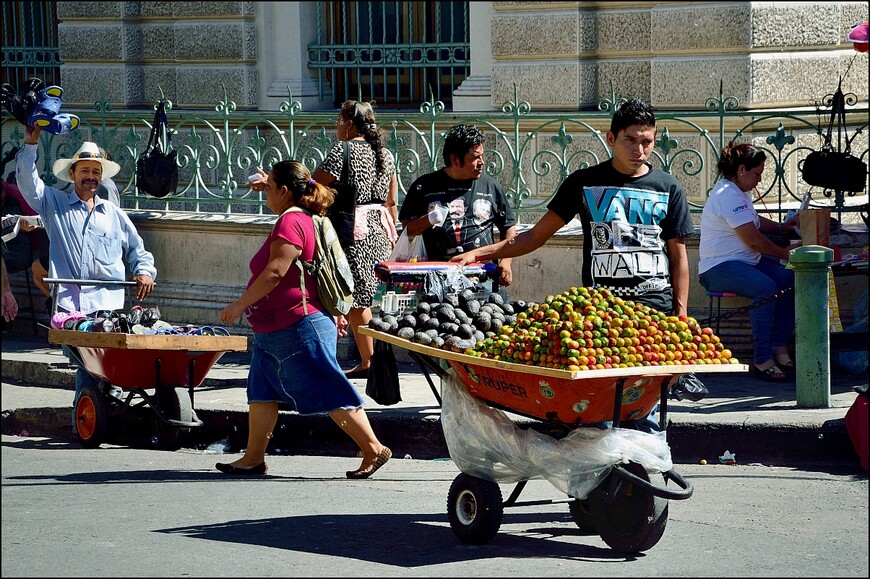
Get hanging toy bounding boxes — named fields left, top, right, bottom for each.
left=847, top=21, right=868, bottom=53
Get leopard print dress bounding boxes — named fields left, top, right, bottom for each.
left=319, top=140, right=396, bottom=309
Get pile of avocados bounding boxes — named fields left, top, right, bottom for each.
left=367, top=289, right=527, bottom=353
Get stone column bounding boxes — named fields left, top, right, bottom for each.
left=453, top=1, right=494, bottom=111
left=257, top=1, right=330, bottom=111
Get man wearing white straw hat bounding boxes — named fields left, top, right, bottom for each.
left=16, top=124, right=157, bottom=430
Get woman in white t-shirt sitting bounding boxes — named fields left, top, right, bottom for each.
left=698, top=142, right=801, bottom=382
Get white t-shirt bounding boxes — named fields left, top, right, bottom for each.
left=698, top=178, right=761, bottom=274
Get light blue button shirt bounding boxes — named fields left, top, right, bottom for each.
left=16, top=144, right=157, bottom=314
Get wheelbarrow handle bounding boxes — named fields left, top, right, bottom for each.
left=44, top=278, right=140, bottom=287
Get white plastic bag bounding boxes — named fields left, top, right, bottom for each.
left=388, top=229, right=427, bottom=262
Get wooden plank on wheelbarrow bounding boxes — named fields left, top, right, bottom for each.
left=359, top=326, right=748, bottom=380
left=47, top=329, right=249, bottom=352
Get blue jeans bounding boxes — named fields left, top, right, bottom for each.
left=699, top=257, right=795, bottom=365
left=63, top=345, right=100, bottom=428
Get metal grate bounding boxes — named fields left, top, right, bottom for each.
left=308, top=1, right=470, bottom=109
left=1, top=1, right=62, bottom=87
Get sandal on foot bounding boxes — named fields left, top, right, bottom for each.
left=346, top=446, right=391, bottom=479
left=344, top=367, right=370, bottom=380
left=752, top=364, right=787, bottom=382
left=774, top=354, right=795, bottom=371
left=215, top=462, right=268, bottom=475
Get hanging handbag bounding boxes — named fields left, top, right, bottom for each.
left=365, top=340, right=402, bottom=405
left=801, top=79, right=868, bottom=193
left=136, top=100, right=178, bottom=198
left=327, top=141, right=357, bottom=248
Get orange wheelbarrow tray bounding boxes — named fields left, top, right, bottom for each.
left=358, top=326, right=748, bottom=428
left=359, top=326, right=748, bottom=552
left=48, top=328, right=248, bottom=450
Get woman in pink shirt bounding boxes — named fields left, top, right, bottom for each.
left=217, top=160, right=391, bottom=478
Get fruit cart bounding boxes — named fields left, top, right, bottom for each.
left=44, top=278, right=248, bottom=450
left=359, top=325, right=748, bottom=552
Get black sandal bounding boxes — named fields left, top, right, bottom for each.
left=752, top=364, right=787, bottom=382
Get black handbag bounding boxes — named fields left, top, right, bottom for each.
left=801, top=149, right=867, bottom=193
left=365, top=340, right=402, bottom=406
left=327, top=141, right=357, bottom=248
left=801, top=79, right=868, bottom=193
left=136, top=100, right=178, bottom=198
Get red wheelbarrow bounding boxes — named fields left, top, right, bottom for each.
left=360, top=326, right=748, bottom=552
left=48, top=328, right=248, bottom=450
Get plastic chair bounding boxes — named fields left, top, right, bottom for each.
left=705, top=291, right=738, bottom=335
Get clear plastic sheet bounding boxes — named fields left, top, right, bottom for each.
left=441, top=369, right=674, bottom=500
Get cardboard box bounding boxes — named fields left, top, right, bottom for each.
left=800, top=208, right=831, bottom=247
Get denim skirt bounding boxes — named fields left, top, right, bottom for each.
left=247, top=311, right=365, bottom=414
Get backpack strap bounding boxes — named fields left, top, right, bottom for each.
left=282, top=206, right=313, bottom=316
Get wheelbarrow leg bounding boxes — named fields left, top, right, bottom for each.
left=408, top=351, right=444, bottom=406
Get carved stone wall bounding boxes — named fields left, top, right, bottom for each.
left=56, top=1, right=259, bottom=109
left=489, top=1, right=869, bottom=110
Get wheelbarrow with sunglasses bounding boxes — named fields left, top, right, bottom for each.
left=44, top=278, right=248, bottom=450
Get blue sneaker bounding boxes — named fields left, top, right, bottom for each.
left=34, top=112, right=80, bottom=135
left=27, top=85, right=63, bottom=128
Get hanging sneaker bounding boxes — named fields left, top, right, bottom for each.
left=34, top=112, right=80, bottom=135
left=27, top=86, right=64, bottom=128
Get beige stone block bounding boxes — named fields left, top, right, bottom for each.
left=839, top=52, right=869, bottom=100
left=172, top=2, right=249, bottom=17
left=141, top=69, right=178, bottom=104
left=597, top=61, right=651, bottom=105
left=174, top=24, right=247, bottom=61
left=491, top=2, right=580, bottom=11
left=57, top=1, right=121, bottom=19
left=750, top=54, right=846, bottom=108
left=595, top=11, right=650, bottom=53
left=58, top=66, right=127, bottom=107
left=491, top=13, right=578, bottom=57
left=651, top=58, right=750, bottom=109
left=650, top=4, right=750, bottom=52
left=123, top=24, right=143, bottom=61
left=139, top=2, right=175, bottom=18
left=141, top=25, right=176, bottom=60
left=751, top=3, right=840, bottom=48
left=173, top=68, right=254, bottom=108
left=492, top=63, right=583, bottom=109
left=58, top=25, right=123, bottom=61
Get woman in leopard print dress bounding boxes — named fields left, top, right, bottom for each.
left=313, top=100, right=398, bottom=378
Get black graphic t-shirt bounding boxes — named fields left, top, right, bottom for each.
left=399, top=169, right=516, bottom=261
left=547, top=161, right=695, bottom=312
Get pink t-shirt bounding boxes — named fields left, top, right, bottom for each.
left=244, top=210, right=323, bottom=332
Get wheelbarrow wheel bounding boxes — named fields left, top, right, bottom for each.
left=447, top=473, right=503, bottom=544
left=588, top=461, right=668, bottom=553
left=153, top=387, right=193, bottom=451
left=75, top=386, right=108, bottom=448
left=568, top=498, right=598, bottom=535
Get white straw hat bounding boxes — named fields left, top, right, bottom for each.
left=52, top=141, right=120, bottom=183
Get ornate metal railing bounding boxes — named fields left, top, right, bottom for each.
left=2, top=83, right=867, bottom=224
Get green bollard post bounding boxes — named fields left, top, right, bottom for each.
left=787, top=245, right=833, bottom=408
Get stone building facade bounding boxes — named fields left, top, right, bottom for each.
left=54, top=1, right=869, bottom=111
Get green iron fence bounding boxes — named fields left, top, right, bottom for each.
left=2, top=84, right=867, bottom=224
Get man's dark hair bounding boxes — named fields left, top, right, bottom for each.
left=442, top=124, right=485, bottom=167
left=610, top=98, right=656, bottom=137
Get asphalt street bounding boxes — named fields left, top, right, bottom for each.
left=2, top=435, right=867, bottom=578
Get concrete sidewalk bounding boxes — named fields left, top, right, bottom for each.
left=2, top=329, right=867, bottom=469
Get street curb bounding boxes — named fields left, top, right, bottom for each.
left=1, top=405, right=860, bottom=468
